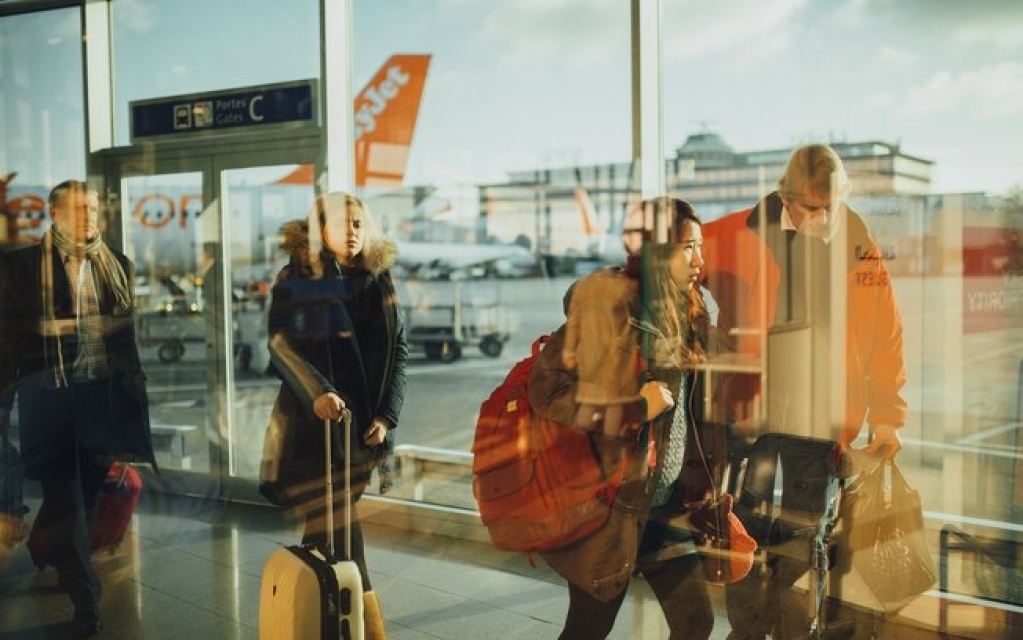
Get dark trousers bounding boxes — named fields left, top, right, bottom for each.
left=725, top=555, right=810, bottom=640
left=559, top=553, right=713, bottom=640
left=19, top=379, right=110, bottom=610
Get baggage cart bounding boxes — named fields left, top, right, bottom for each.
left=399, top=280, right=510, bottom=363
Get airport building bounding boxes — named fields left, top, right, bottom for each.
left=1, top=1, right=1021, bottom=638
left=481, top=131, right=937, bottom=270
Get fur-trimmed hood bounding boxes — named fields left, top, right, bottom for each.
left=279, top=219, right=397, bottom=276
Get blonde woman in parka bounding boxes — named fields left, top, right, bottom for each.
left=260, top=192, right=407, bottom=639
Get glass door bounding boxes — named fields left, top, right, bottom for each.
left=218, top=163, right=317, bottom=484
left=115, top=167, right=219, bottom=476
left=100, top=135, right=321, bottom=500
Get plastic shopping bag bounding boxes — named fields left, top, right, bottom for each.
left=840, top=461, right=936, bottom=612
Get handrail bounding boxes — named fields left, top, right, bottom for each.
left=394, top=444, right=473, bottom=503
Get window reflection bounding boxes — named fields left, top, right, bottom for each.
left=0, top=1, right=1019, bottom=634
left=352, top=1, right=633, bottom=507
left=110, top=0, right=319, bottom=146
left=662, top=0, right=1023, bottom=620
left=0, top=8, right=86, bottom=249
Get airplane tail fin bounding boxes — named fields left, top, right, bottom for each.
left=355, top=54, right=431, bottom=188
left=274, top=164, right=315, bottom=186
left=574, top=186, right=600, bottom=238
left=273, top=54, right=431, bottom=188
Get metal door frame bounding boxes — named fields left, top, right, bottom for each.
left=93, top=131, right=323, bottom=500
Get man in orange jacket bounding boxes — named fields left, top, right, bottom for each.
left=701, top=143, right=905, bottom=455
left=701, top=144, right=906, bottom=638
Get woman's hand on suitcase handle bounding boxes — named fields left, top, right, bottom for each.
left=313, top=392, right=346, bottom=421
left=364, top=417, right=389, bottom=446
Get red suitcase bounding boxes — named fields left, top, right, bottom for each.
left=90, top=462, right=143, bottom=552
left=28, top=461, right=143, bottom=567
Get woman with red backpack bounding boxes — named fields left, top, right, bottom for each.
left=529, top=196, right=753, bottom=639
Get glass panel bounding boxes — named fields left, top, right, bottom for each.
left=0, top=8, right=85, bottom=250
left=221, top=164, right=316, bottom=480
left=353, top=2, right=634, bottom=508
left=122, top=171, right=212, bottom=472
left=110, top=0, right=319, bottom=146
left=662, top=0, right=1023, bottom=619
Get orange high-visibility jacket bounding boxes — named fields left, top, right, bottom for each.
left=701, top=193, right=907, bottom=445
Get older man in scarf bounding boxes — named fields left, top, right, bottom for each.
left=0, top=180, right=154, bottom=636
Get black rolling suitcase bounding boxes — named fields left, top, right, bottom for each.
left=259, top=410, right=365, bottom=639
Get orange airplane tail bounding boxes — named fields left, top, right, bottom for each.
left=275, top=54, right=431, bottom=188
left=355, top=54, right=431, bottom=188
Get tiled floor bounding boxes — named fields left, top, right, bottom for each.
left=0, top=490, right=696, bottom=639
left=0, top=489, right=1014, bottom=639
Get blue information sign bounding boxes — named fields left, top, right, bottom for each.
left=130, top=80, right=317, bottom=141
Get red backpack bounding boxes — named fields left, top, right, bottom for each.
left=472, top=334, right=626, bottom=553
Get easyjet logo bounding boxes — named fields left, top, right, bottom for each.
left=354, top=64, right=411, bottom=138
left=133, top=193, right=204, bottom=229
left=2, top=192, right=205, bottom=231
left=4, top=194, right=47, bottom=230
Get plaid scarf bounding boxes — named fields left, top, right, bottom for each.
left=40, top=226, right=132, bottom=387
left=46, top=225, right=132, bottom=313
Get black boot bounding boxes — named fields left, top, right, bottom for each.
left=72, top=603, right=102, bottom=637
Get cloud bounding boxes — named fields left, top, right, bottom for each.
left=475, top=0, right=813, bottom=70
left=477, top=0, right=629, bottom=70
left=865, top=92, right=897, bottom=109
left=661, top=0, right=808, bottom=59
left=876, top=45, right=918, bottom=69
left=114, top=0, right=157, bottom=34
left=850, top=0, right=1023, bottom=52
left=899, top=62, right=1023, bottom=118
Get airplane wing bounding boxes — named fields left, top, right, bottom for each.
left=395, top=241, right=536, bottom=278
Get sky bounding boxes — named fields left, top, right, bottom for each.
left=352, top=0, right=1023, bottom=195
left=4, top=0, right=1022, bottom=196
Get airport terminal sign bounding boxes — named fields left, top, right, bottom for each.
left=130, top=80, right=317, bottom=141
left=963, top=224, right=1023, bottom=333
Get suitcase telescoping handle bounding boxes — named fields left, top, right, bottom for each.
left=323, top=408, right=354, bottom=562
